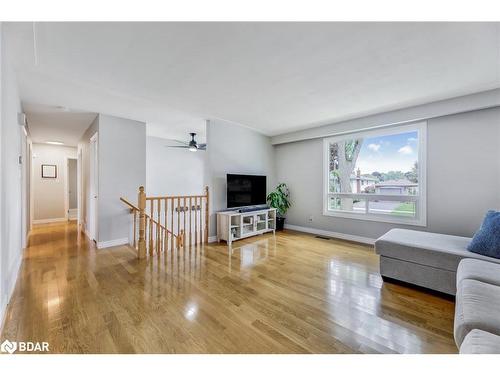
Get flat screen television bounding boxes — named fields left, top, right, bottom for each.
left=227, top=174, right=267, bottom=208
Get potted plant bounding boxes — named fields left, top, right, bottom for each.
left=266, top=183, right=291, bottom=231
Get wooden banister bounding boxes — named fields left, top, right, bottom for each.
left=120, top=186, right=209, bottom=259
left=138, top=186, right=146, bottom=259
left=120, top=197, right=139, bottom=212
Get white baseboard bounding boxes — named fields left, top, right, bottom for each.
left=1, top=252, right=23, bottom=335
left=84, top=229, right=92, bottom=240
left=208, top=236, right=217, bottom=243
left=284, top=224, right=375, bottom=245
left=33, top=217, right=67, bottom=225
left=97, top=237, right=129, bottom=249
left=68, top=208, right=78, bottom=220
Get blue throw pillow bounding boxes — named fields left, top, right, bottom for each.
left=468, top=210, right=500, bottom=259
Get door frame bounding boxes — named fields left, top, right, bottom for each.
left=88, top=132, right=98, bottom=242
left=77, top=147, right=83, bottom=229
left=28, top=141, right=34, bottom=232
left=65, top=156, right=78, bottom=221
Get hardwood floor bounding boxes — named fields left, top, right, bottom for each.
left=0, top=222, right=457, bottom=353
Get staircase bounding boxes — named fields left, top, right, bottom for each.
left=120, top=186, right=209, bottom=258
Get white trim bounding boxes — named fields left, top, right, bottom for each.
left=321, top=209, right=426, bottom=226
left=6, top=255, right=22, bottom=303
left=68, top=208, right=78, bottom=220
left=0, top=253, right=23, bottom=334
left=32, top=217, right=67, bottom=224
left=84, top=229, right=92, bottom=240
left=77, top=147, right=83, bottom=228
left=65, top=156, right=78, bottom=221
left=89, top=132, right=99, bottom=242
left=29, top=141, right=34, bottom=232
left=97, top=238, right=129, bottom=249
left=284, top=224, right=375, bottom=245
left=208, top=235, right=217, bottom=243
left=322, top=121, right=427, bottom=227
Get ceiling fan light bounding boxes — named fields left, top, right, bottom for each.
left=189, top=145, right=197, bottom=152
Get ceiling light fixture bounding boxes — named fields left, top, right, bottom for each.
left=166, top=133, right=206, bottom=152
left=46, top=141, right=64, bottom=145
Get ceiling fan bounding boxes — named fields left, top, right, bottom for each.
left=166, top=132, right=206, bottom=152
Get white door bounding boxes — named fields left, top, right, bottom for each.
left=67, top=158, right=78, bottom=220
left=89, top=133, right=98, bottom=241
left=77, top=148, right=83, bottom=228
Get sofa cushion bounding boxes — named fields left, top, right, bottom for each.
left=375, top=229, right=500, bottom=272
left=468, top=210, right=500, bottom=259
left=457, top=258, right=500, bottom=288
left=454, top=279, right=500, bottom=346
left=460, top=329, right=500, bottom=354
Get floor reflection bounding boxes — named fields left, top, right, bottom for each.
left=2, top=223, right=456, bottom=354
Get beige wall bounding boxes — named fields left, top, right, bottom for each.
left=32, top=143, right=77, bottom=222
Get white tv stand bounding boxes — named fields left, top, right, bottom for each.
left=216, top=208, right=276, bottom=245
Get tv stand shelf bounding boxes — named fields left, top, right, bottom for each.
left=216, top=208, right=276, bottom=245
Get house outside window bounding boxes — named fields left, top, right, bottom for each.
left=323, top=122, right=426, bottom=225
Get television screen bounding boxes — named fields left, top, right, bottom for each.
left=227, top=174, right=267, bottom=208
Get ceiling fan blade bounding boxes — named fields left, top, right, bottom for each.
left=166, top=139, right=190, bottom=146
left=166, top=145, right=189, bottom=148
left=198, top=145, right=207, bottom=150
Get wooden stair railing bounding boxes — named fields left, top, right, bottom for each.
left=120, top=186, right=209, bottom=259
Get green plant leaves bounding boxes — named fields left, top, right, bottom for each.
left=266, top=183, right=291, bottom=217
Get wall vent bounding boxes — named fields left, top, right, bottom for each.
left=315, top=235, right=331, bottom=240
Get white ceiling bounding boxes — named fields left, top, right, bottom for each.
left=5, top=22, right=500, bottom=137
left=24, top=103, right=97, bottom=146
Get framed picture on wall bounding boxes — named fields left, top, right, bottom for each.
left=41, top=164, right=57, bottom=178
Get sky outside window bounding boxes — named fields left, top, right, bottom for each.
left=355, top=131, right=418, bottom=174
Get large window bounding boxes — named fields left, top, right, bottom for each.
left=323, top=122, right=426, bottom=225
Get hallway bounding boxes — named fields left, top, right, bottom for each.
left=0, top=222, right=457, bottom=353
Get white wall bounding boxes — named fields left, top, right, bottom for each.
left=205, top=119, right=276, bottom=237
left=0, top=23, right=24, bottom=328
left=272, top=88, right=500, bottom=145
left=78, top=115, right=99, bottom=234
left=0, top=21, right=3, bottom=328
left=275, top=106, right=500, bottom=240
left=97, top=114, right=146, bottom=246
left=146, top=135, right=205, bottom=196
left=32, top=143, right=77, bottom=222
left=79, top=114, right=146, bottom=247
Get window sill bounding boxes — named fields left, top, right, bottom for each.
left=322, top=209, right=427, bottom=227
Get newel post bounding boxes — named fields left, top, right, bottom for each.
left=137, top=186, right=147, bottom=259
left=204, top=186, right=209, bottom=244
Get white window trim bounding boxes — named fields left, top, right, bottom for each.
left=322, top=122, right=427, bottom=226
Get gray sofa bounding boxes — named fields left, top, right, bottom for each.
left=375, top=229, right=500, bottom=353
left=375, top=228, right=500, bottom=295
left=455, top=259, right=500, bottom=354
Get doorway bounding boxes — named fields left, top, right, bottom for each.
left=88, top=133, right=98, bottom=242
left=66, top=157, right=78, bottom=220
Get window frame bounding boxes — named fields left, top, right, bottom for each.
left=322, top=122, right=427, bottom=226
